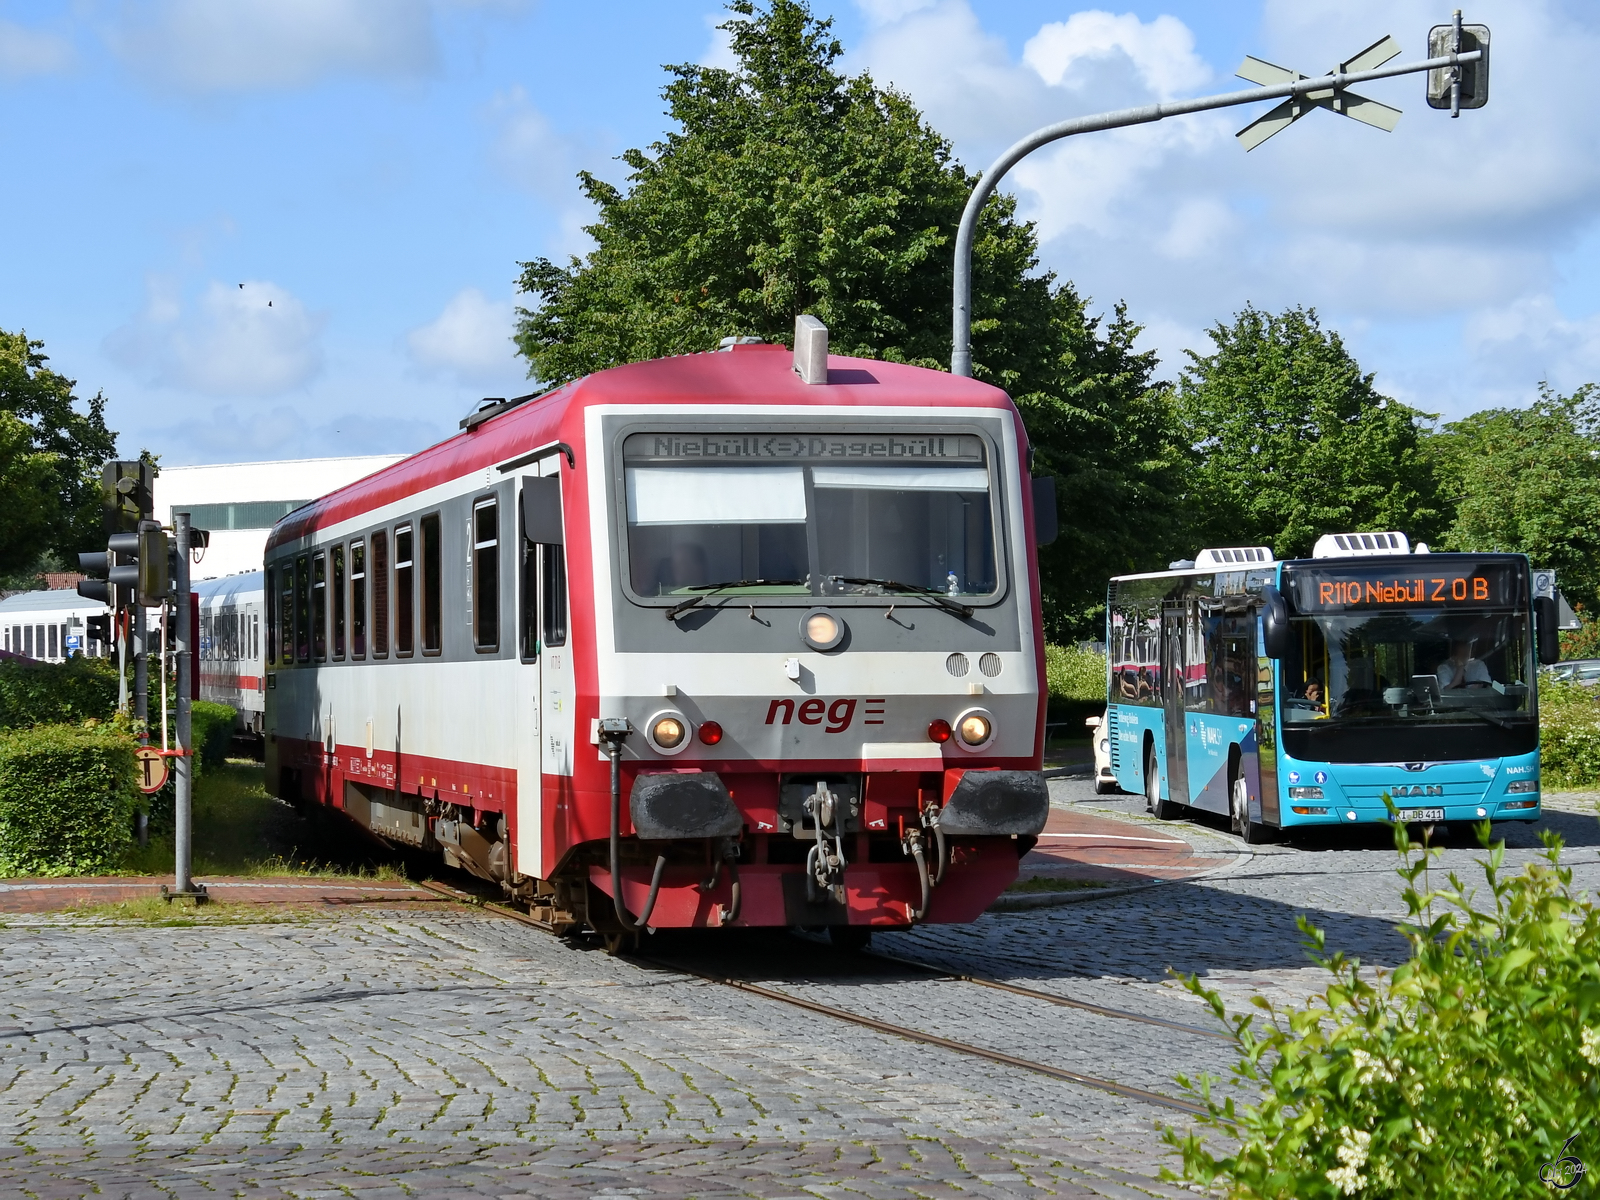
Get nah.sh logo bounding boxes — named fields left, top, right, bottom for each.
left=765, top=698, right=885, bottom=734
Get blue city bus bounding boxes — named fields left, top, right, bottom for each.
left=1104, top=533, right=1562, bottom=841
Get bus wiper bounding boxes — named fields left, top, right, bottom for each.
left=830, top=577, right=974, bottom=619
left=666, top=579, right=804, bottom=620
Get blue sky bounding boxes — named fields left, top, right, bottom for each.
left=2, top=0, right=1597, bottom=465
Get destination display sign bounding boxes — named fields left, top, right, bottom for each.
left=624, top=432, right=985, bottom=464
left=1287, top=562, right=1523, bottom=613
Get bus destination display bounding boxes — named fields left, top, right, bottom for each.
left=1287, top=563, right=1522, bottom=613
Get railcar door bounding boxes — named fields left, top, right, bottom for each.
left=518, top=470, right=568, bottom=879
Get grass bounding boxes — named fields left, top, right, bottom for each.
left=120, top=760, right=411, bottom=881
left=57, top=896, right=321, bottom=926
left=1005, top=875, right=1111, bottom=893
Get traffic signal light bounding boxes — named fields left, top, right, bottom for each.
left=76, top=521, right=169, bottom=608
left=85, top=613, right=112, bottom=651
left=1427, top=21, right=1489, bottom=112
left=101, top=460, right=155, bottom=533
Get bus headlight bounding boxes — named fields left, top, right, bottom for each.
left=647, top=712, right=689, bottom=753
left=953, top=709, right=994, bottom=749
left=1288, top=786, right=1324, bottom=800
left=1505, top=780, right=1538, bottom=793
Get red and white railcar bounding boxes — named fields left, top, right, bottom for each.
left=265, top=322, right=1054, bottom=939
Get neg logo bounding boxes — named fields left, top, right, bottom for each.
left=765, top=697, right=883, bottom=733
left=1540, top=1135, right=1586, bottom=1190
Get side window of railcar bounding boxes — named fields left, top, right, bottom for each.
left=295, top=555, right=311, bottom=663
left=372, top=532, right=389, bottom=658
left=312, top=552, right=328, bottom=662
left=332, top=544, right=346, bottom=661
left=264, top=568, right=275, bottom=665
left=473, top=499, right=498, bottom=652
left=520, top=533, right=537, bottom=661
left=420, top=514, right=442, bottom=656
left=542, top=543, right=567, bottom=648
left=278, top=566, right=295, bottom=664
left=395, top=525, right=415, bottom=657
left=350, top=539, right=366, bottom=659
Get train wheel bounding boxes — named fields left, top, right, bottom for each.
left=601, top=932, right=633, bottom=955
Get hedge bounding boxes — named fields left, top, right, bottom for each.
left=189, top=700, right=237, bottom=776
left=0, top=723, right=138, bottom=876
left=0, top=656, right=118, bottom=730
left=1536, top=679, right=1600, bottom=789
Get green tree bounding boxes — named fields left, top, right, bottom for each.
left=1177, top=306, right=1443, bottom=560
left=514, top=0, right=1186, bottom=638
left=1433, top=383, right=1600, bottom=612
left=0, top=330, right=118, bottom=576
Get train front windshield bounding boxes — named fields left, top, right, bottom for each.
left=1279, top=559, right=1537, bottom=758
left=623, top=432, right=997, bottom=598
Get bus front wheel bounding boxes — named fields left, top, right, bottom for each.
left=1147, top=748, right=1178, bottom=820
left=1230, top=772, right=1270, bottom=844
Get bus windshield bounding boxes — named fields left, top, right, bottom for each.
left=1280, top=559, right=1534, bottom=726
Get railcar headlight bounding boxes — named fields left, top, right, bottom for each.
left=958, top=714, right=991, bottom=746
left=799, top=608, right=844, bottom=651
left=649, top=713, right=687, bottom=751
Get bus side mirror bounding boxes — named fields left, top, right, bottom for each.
left=1535, top=596, right=1561, bottom=665
left=1261, top=586, right=1289, bottom=659
left=1031, top=476, right=1058, bottom=547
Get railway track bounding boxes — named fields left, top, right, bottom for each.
left=418, top=878, right=1226, bottom=1118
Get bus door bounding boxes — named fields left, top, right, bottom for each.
left=519, top=472, right=568, bottom=878
left=1160, top=604, right=1191, bottom=806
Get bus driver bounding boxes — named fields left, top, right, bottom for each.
left=1438, top=638, right=1492, bottom=689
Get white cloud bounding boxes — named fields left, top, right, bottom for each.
left=406, top=288, right=520, bottom=385
left=108, top=0, right=436, bottom=91
left=1022, top=11, right=1210, bottom=99
left=855, top=0, right=939, bottom=28
left=106, top=278, right=326, bottom=397
left=0, top=19, right=74, bottom=78
left=699, top=10, right=739, bottom=71
left=1464, top=294, right=1600, bottom=397
left=489, top=85, right=575, bottom=200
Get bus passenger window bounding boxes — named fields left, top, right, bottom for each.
left=332, top=544, right=346, bottom=660
left=395, top=525, right=415, bottom=657
left=473, top=499, right=498, bottom=652
left=421, top=514, right=441, bottom=655
left=295, top=554, right=311, bottom=663
left=351, top=539, right=366, bottom=659
left=372, top=532, right=389, bottom=657
left=265, top=567, right=276, bottom=665
left=312, top=551, right=327, bottom=661
left=279, top=565, right=294, bottom=664
left=542, top=543, right=567, bottom=648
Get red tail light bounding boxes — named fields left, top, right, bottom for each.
left=698, top=720, right=723, bottom=746
left=927, top=719, right=952, bottom=743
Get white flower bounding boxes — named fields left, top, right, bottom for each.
left=1336, top=1127, right=1372, bottom=1169
left=1415, top=1123, right=1435, bottom=1147
left=1581, top=1026, right=1600, bottom=1066
left=1327, top=1164, right=1367, bottom=1194
left=1350, top=1048, right=1397, bottom=1085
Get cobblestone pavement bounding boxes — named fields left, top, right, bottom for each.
left=0, top=782, right=1594, bottom=1199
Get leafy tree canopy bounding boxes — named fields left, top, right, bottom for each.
left=514, top=0, right=1185, bottom=638
left=0, top=330, right=118, bottom=578
left=1177, top=306, right=1444, bottom=561
left=1433, top=383, right=1600, bottom=611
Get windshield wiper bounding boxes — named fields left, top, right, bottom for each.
left=829, top=576, right=974, bottom=619
left=665, top=579, right=805, bottom=620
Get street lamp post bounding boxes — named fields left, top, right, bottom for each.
left=950, top=18, right=1489, bottom=376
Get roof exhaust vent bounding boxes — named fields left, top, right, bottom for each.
left=1194, top=546, right=1275, bottom=569
left=794, top=314, right=828, bottom=384
left=1312, top=531, right=1411, bottom=558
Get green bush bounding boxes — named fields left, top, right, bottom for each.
left=188, top=700, right=237, bottom=776
left=1045, top=644, right=1107, bottom=703
left=1537, top=678, right=1600, bottom=789
left=1165, top=822, right=1599, bottom=1198
left=0, top=656, right=118, bottom=730
left=0, top=723, right=138, bottom=876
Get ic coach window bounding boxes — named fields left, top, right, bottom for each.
left=394, top=524, right=414, bottom=657
left=421, top=513, right=442, bottom=655
left=473, top=499, right=498, bottom=652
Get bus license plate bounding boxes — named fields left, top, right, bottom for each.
left=1398, top=808, right=1445, bottom=823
